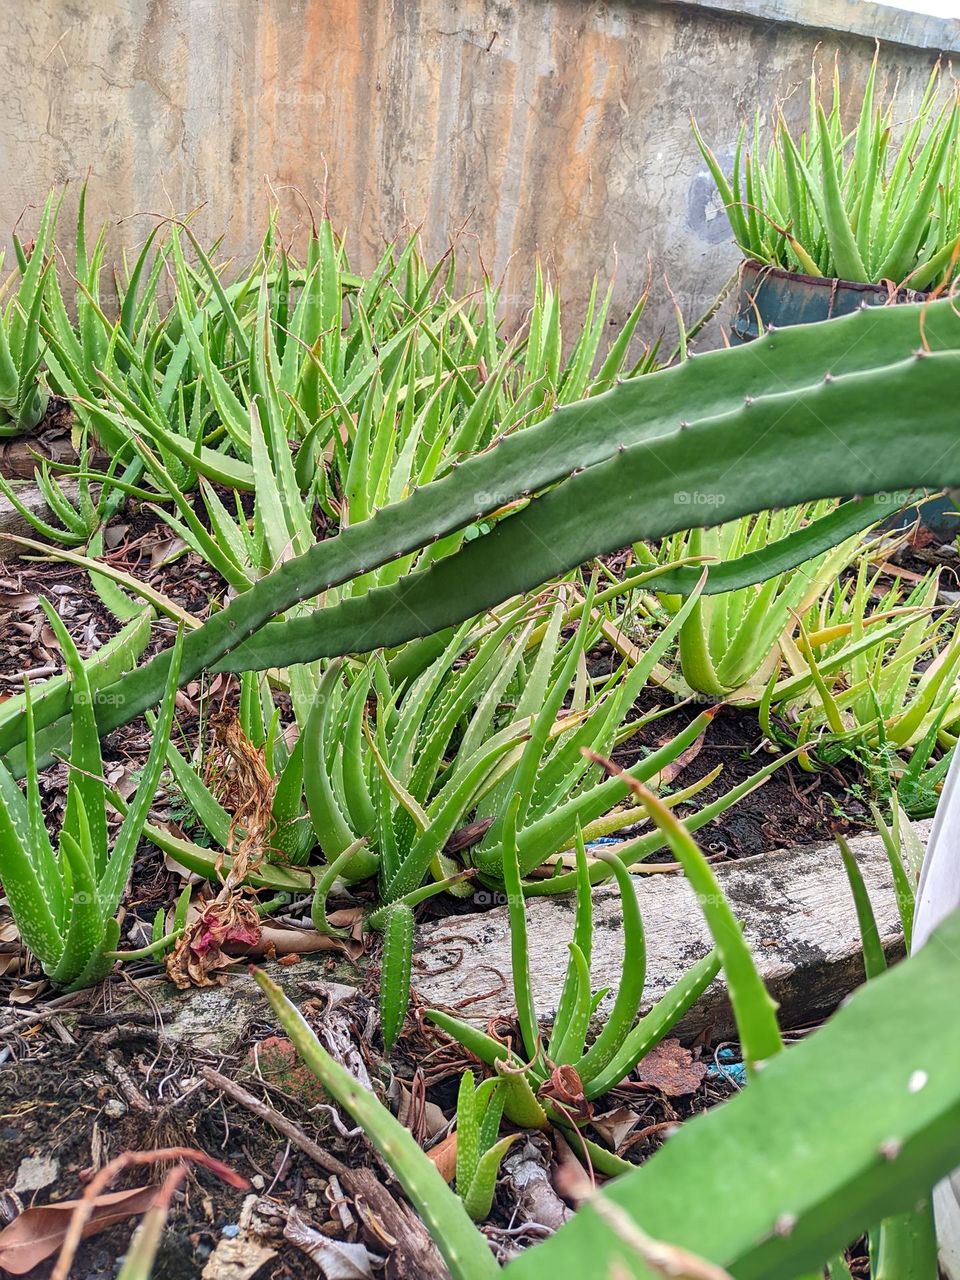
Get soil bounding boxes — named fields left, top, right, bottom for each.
left=617, top=690, right=873, bottom=857
left=0, top=1010, right=365, bottom=1278
left=0, top=986, right=741, bottom=1279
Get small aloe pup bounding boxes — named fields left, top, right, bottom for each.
left=427, top=812, right=723, bottom=1174
left=0, top=607, right=183, bottom=989
left=454, top=1072, right=519, bottom=1221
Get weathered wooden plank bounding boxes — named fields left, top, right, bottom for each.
left=105, top=825, right=930, bottom=1055
left=414, top=823, right=932, bottom=1039
left=0, top=430, right=111, bottom=481
left=0, top=482, right=72, bottom=540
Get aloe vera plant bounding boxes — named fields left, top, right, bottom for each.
left=454, top=1072, right=518, bottom=1221
left=0, top=612, right=183, bottom=989
left=38, top=183, right=652, bottom=502
left=762, top=564, right=960, bottom=777
left=10, top=295, right=960, bottom=777
left=427, top=821, right=723, bottom=1172
left=0, top=189, right=61, bottom=435
left=897, top=714, right=956, bottom=820
left=695, top=53, right=960, bottom=288
left=630, top=501, right=876, bottom=699
left=162, top=581, right=783, bottom=1047
left=427, top=765, right=784, bottom=1167
left=0, top=440, right=152, bottom=549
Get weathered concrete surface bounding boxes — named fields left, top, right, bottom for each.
left=0, top=1, right=952, bottom=344
left=414, top=822, right=933, bottom=1040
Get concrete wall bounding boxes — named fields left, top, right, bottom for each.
left=3, top=0, right=959, bottom=345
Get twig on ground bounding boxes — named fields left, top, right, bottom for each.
left=201, top=1065, right=350, bottom=1178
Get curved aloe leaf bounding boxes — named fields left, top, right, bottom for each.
left=7, top=301, right=960, bottom=771
left=505, top=908, right=960, bottom=1280
left=587, top=755, right=782, bottom=1074
left=254, top=969, right=501, bottom=1280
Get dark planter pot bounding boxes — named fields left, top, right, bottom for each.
left=732, top=259, right=926, bottom=344
left=732, top=260, right=954, bottom=538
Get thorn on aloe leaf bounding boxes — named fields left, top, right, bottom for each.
left=773, top=1213, right=797, bottom=1238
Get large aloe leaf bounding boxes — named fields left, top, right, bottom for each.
left=6, top=300, right=960, bottom=771
left=504, top=905, right=960, bottom=1280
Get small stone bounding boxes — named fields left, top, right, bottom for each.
left=14, top=1154, right=59, bottom=1193
left=104, top=1099, right=127, bottom=1119
left=221, top=1223, right=240, bottom=1239
left=251, top=1175, right=265, bottom=1191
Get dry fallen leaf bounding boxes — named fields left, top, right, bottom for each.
left=395, top=1078, right=448, bottom=1142
left=649, top=729, right=709, bottom=788
left=590, top=1106, right=640, bottom=1151
left=7, top=978, right=49, bottom=1005
left=257, top=921, right=359, bottom=958
left=0, top=1186, right=160, bottom=1275
left=634, top=1039, right=707, bottom=1096
left=0, top=591, right=38, bottom=614
left=103, top=523, right=129, bottom=549
left=426, top=1131, right=458, bottom=1184
left=149, top=535, right=188, bottom=570
left=0, top=919, right=22, bottom=977
left=284, top=1206, right=376, bottom=1278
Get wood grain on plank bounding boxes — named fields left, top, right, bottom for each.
left=414, top=823, right=932, bottom=1039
